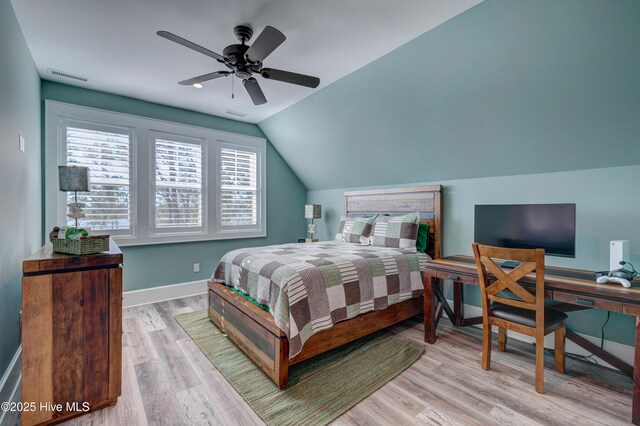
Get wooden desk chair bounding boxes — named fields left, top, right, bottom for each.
left=471, top=243, right=567, bottom=393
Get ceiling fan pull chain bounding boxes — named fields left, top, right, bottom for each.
left=231, top=75, right=235, bottom=99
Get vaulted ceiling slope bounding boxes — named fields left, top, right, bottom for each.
left=10, top=0, right=481, bottom=123
left=258, top=0, right=640, bottom=191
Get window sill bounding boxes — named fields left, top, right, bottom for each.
left=112, top=231, right=267, bottom=247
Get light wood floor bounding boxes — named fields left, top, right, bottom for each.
left=6, top=294, right=634, bottom=425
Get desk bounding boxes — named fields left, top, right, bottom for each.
left=422, top=255, right=640, bottom=425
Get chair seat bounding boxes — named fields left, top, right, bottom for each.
left=491, top=302, right=568, bottom=328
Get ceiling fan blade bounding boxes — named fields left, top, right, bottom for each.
left=245, top=26, right=286, bottom=63
left=157, top=31, right=224, bottom=62
left=178, top=71, right=230, bottom=86
left=243, top=78, right=267, bottom=105
left=261, top=68, right=320, bottom=88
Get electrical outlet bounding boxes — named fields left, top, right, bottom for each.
left=193, top=263, right=200, bottom=273
left=19, top=134, right=25, bottom=152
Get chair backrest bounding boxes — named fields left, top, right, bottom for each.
left=472, top=243, right=545, bottom=316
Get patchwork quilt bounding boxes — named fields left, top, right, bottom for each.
left=211, top=241, right=429, bottom=359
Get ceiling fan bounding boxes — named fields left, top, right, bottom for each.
left=157, top=25, right=320, bottom=106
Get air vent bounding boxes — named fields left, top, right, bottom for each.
left=225, top=109, right=248, bottom=118
left=47, top=68, right=88, bottom=82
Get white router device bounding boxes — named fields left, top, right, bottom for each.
left=610, top=240, right=630, bottom=271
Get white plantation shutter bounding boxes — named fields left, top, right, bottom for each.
left=219, top=145, right=258, bottom=227
left=65, top=122, right=132, bottom=233
left=47, top=102, right=265, bottom=245
left=152, top=133, right=205, bottom=233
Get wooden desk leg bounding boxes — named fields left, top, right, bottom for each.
left=633, top=316, right=640, bottom=425
left=453, top=281, right=464, bottom=326
left=424, top=276, right=438, bottom=344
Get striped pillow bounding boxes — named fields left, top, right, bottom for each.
left=371, top=212, right=420, bottom=250
left=335, top=215, right=377, bottom=245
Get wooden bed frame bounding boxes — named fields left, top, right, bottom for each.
left=208, top=185, right=442, bottom=388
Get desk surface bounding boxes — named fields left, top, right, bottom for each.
left=425, top=255, right=640, bottom=305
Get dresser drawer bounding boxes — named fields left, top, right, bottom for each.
left=436, top=270, right=477, bottom=285
left=552, top=290, right=622, bottom=312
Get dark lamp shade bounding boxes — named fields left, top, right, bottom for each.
left=305, top=204, right=322, bottom=219
left=58, top=166, right=91, bottom=192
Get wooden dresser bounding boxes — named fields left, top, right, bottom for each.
left=21, top=238, right=123, bottom=426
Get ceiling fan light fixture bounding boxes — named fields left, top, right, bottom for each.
left=192, top=83, right=204, bottom=88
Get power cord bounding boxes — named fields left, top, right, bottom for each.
left=540, top=311, right=611, bottom=366
left=620, top=261, right=639, bottom=277
left=544, top=347, right=598, bottom=365
left=600, top=311, right=611, bottom=350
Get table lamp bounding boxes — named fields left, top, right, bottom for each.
left=304, top=204, right=322, bottom=242
left=58, top=165, right=90, bottom=229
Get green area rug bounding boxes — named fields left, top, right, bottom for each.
left=175, top=310, right=424, bottom=426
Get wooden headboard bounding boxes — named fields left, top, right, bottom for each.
left=344, top=185, right=442, bottom=259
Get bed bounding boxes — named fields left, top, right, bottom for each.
left=208, top=185, right=442, bottom=388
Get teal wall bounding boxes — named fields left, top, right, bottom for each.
left=0, top=0, right=41, bottom=376
left=260, top=0, right=640, bottom=347
left=259, top=0, right=640, bottom=191
left=308, top=165, right=640, bottom=346
left=41, top=81, right=307, bottom=291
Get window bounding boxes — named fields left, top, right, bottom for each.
left=151, top=132, right=205, bottom=235
left=219, top=145, right=258, bottom=229
left=45, top=101, right=266, bottom=246
left=65, top=121, right=134, bottom=235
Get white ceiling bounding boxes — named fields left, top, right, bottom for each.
left=11, top=0, right=482, bottom=123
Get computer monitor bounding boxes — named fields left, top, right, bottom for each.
left=474, top=203, right=576, bottom=258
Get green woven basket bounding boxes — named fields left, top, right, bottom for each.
left=51, top=235, right=110, bottom=255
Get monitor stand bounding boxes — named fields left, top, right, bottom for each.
left=501, top=260, right=522, bottom=269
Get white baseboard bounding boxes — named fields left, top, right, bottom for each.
left=123, top=280, right=208, bottom=308
left=0, top=345, right=22, bottom=426
left=449, top=300, right=634, bottom=368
